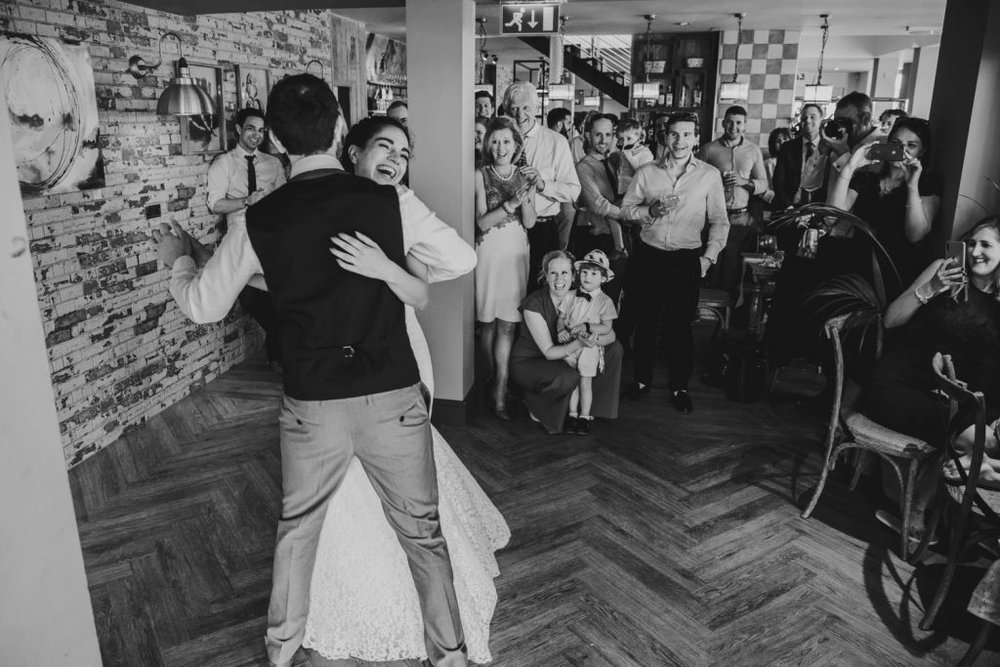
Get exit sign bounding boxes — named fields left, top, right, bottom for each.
left=500, top=3, right=560, bottom=35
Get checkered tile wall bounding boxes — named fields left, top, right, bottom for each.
left=714, top=30, right=800, bottom=157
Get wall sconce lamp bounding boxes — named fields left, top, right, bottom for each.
left=125, top=31, right=215, bottom=116
left=720, top=13, right=750, bottom=101
left=305, top=58, right=325, bottom=79
left=549, top=83, right=574, bottom=101
left=803, top=15, right=833, bottom=103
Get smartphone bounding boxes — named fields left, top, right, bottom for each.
left=868, top=143, right=906, bottom=162
left=946, top=240, right=968, bottom=302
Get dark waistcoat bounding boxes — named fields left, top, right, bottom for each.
left=246, top=169, right=418, bottom=400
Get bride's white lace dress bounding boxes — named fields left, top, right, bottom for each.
left=303, top=308, right=510, bottom=664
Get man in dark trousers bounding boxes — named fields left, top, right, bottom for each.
left=154, top=74, right=471, bottom=667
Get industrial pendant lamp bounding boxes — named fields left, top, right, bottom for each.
left=719, top=13, right=749, bottom=101
left=803, top=15, right=833, bottom=103
left=126, top=31, right=215, bottom=116
left=632, top=15, right=659, bottom=101
left=549, top=16, right=573, bottom=101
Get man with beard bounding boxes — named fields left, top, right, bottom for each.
left=206, top=108, right=287, bottom=368
left=502, top=81, right=580, bottom=284
left=619, top=112, right=729, bottom=413
left=574, top=113, right=627, bottom=305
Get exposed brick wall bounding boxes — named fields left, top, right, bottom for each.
left=3, top=0, right=338, bottom=467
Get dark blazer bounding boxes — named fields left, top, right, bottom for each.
left=771, top=137, right=829, bottom=211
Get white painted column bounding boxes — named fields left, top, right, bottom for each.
left=870, top=52, right=902, bottom=99
left=0, top=89, right=101, bottom=664
left=407, top=0, right=476, bottom=413
left=909, top=45, right=939, bottom=117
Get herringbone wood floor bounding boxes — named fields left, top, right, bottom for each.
left=71, top=345, right=1000, bottom=666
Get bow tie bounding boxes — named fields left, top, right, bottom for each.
left=576, top=289, right=593, bottom=301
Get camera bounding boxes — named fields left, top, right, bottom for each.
left=822, top=117, right=852, bottom=140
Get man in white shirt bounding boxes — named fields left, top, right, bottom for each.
left=206, top=108, right=286, bottom=367
left=697, top=105, right=768, bottom=292
left=619, top=112, right=729, bottom=413
left=502, top=81, right=581, bottom=286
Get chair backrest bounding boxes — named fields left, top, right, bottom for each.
left=932, top=352, right=997, bottom=520
left=824, top=313, right=881, bottom=422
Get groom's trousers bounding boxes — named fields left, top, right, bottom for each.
left=264, top=383, right=467, bottom=667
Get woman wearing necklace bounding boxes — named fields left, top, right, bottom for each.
left=827, top=117, right=941, bottom=290
left=475, top=116, right=536, bottom=420
left=864, top=216, right=1000, bottom=544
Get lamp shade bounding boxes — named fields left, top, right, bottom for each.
left=157, top=58, right=215, bottom=116
left=719, top=81, right=749, bottom=101
left=632, top=82, right=658, bottom=100
left=803, top=83, right=833, bottom=103
left=549, top=82, right=573, bottom=101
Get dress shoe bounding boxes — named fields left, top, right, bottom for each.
left=575, top=417, right=592, bottom=435
left=621, top=382, right=650, bottom=401
left=493, top=402, right=512, bottom=421
left=564, top=415, right=581, bottom=434
left=671, top=389, right=693, bottom=413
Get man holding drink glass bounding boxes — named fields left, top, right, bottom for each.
left=619, top=112, right=729, bottom=413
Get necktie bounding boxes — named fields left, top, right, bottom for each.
left=576, top=289, right=592, bottom=302
left=805, top=141, right=815, bottom=161
left=516, top=148, right=527, bottom=168
left=246, top=154, right=257, bottom=195
left=603, top=156, right=619, bottom=195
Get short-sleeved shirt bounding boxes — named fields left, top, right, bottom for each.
left=511, top=289, right=561, bottom=361
left=560, top=289, right=618, bottom=330
left=849, top=169, right=942, bottom=287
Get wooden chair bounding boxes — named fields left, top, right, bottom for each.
left=913, top=353, right=1000, bottom=642
left=697, top=287, right=731, bottom=339
left=800, top=314, right=937, bottom=558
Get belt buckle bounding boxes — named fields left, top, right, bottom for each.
left=342, top=345, right=355, bottom=359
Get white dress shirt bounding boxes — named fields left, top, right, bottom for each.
left=171, top=154, right=476, bottom=324
left=521, top=122, right=581, bottom=217
left=206, top=144, right=286, bottom=227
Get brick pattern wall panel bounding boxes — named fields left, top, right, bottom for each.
left=3, top=0, right=338, bottom=467
left=714, top=29, right=800, bottom=157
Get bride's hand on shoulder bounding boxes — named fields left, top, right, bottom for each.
left=330, top=231, right=393, bottom=281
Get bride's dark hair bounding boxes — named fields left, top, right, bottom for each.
left=340, top=116, right=411, bottom=172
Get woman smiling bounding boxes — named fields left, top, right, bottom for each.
left=509, top=250, right=622, bottom=434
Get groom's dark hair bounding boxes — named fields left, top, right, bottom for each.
left=266, top=73, right=341, bottom=156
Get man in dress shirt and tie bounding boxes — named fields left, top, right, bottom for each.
left=575, top=113, right=627, bottom=306
left=697, top=105, right=768, bottom=293
left=206, top=108, right=287, bottom=368
left=502, top=81, right=581, bottom=287
left=771, top=103, right=829, bottom=211
left=619, top=112, right=729, bottom=413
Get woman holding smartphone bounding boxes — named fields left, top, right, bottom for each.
left=863, top=216, right=1000, bottom=544
left=827, top=117, right=941, bottom=289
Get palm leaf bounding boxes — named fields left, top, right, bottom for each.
left=804, top=273, right=885, bottom=356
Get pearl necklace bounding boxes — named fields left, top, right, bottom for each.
left=490, top=164, right=515, bottom=182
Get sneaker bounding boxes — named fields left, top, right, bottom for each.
left=671, top=389, right=693, bottom=413
left=621, top=382, right=650, bottom=401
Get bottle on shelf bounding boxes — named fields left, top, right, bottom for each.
left=663, top=82, right=674, bottom=107
left=657, top=84, right=665, bottom=106
left=693, top=80, right=703, bottom=107
left=679, top=81, right=690, bottom=108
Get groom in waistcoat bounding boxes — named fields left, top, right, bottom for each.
left=153, top=74, right=468, bottom=667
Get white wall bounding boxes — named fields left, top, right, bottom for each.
left=0, top=90, right=101, bottom=665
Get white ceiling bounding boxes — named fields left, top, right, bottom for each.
left=334, top=0, right=947, bottom=73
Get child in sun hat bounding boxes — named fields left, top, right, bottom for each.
left=556, top=249, right=618, bottom=434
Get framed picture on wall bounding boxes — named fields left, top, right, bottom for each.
left=235, top=64, right=270, bottom=112
left=180, top=62, right=226, bottom=155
